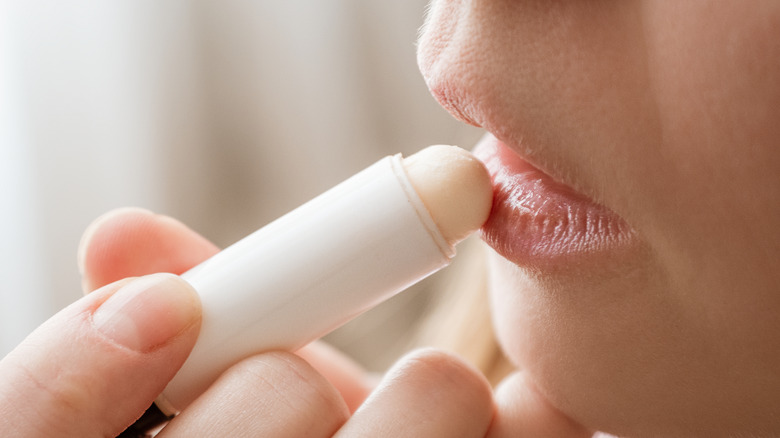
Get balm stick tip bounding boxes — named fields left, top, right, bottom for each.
left=403, top=145, right=493, bottom=245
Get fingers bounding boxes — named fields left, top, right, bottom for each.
left=157, top=352, right=350, bottom=438
left=296, top=342, right=375, bottom=413
left=79, top=209, right=376, bottom=414
left=162, top=349, right=492, bottom=438
left=486, top=372, right=592, bottom=438
left=79, top=207, right=219, bottom=293
left=336, top=349, right=494, bottom=437
left=0, top=274, right=201, bottom=438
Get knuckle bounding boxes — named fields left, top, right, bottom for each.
left=220, top=351, right=349, bottom=427
left=397, top=348, right=493, bottom=406
left=14, top=360, right=99, bottom=430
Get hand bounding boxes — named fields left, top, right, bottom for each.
left=1, top=207, right=592, bottom=437
left=0, top=210, right=204, bottom=436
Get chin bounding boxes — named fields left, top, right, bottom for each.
left=485, top=245, right=731, bottom=438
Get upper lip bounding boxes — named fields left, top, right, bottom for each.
left=418, top=35, right=586, bottom=200
left=428, top=81, right=483, bottom=129
left=425, top=76, right=611, bottom=217
left=418, top=28, right=629, bottom=234
left=420, top=68, right=532, bottom=173
left=428, top=83, right=565, bottom=194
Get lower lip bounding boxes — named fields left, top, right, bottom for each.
left=474, top=137, right=635, bottom=267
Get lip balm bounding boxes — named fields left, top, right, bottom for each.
left=122, top=145, right=492, bottom=436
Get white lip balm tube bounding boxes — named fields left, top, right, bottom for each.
left=121, top=146, right=492, bottom=436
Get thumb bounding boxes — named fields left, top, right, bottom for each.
left=0, top=273, right=201, bottom=438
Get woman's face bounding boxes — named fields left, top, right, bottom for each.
left=418, top=1, right=780, bottom=436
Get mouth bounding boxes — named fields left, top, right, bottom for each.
left=417, top=20, right=637, bottom=267
left=474, top=135, right=636, bottom=268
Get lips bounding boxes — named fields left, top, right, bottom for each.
left=474, top=136, right=635, bottom=267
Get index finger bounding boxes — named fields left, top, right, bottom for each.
left=78, top=208, right=219, bottom=293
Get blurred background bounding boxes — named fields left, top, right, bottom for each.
left=0, top=1, right=484, bottom=367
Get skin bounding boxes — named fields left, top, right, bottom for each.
left=2, top=1, right=778, bottom=437
left=418, top=0, right=780, bottom=437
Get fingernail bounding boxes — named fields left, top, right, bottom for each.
left=92, top=273, right=201, bottom=352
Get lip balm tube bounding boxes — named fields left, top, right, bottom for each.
left=120, top=146, right=492, bottom=436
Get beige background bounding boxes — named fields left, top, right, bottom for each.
left=0, top=1, right=484, bottom=368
